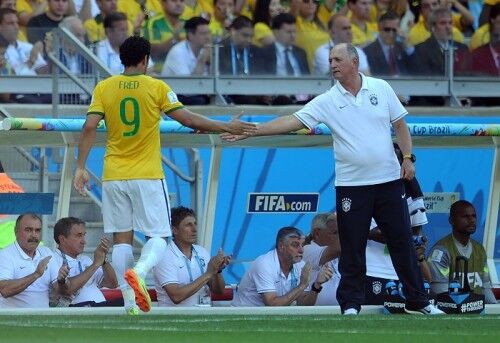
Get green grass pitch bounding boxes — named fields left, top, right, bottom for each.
left=1, top=314, right=500, bottom=343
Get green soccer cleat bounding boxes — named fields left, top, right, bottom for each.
left=124, top=269, right=152, bottom=313
left=126, top=306, right=140, bottom=316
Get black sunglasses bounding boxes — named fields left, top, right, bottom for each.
left=382, top=27, right=398, bottom=33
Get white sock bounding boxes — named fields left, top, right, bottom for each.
left=134, top=237, right=166, bottom=279
left=112, top=243, right=136, bottom=309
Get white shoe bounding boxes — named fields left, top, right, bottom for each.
left=404, top=304, right=445, bottom=315
left=343, top=308, right=359, bottom=315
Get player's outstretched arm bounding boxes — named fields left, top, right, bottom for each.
left=167, top=108, right=257, bottom=135
left=74, top=114, right=102, bottom=196
left=221, top=114, right=306, bottom=142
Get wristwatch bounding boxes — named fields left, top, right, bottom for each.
left=403, top=153, right=416, bottom=163
left=311, top=283, right=323, bottom=293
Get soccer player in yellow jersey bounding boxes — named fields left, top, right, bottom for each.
left=73, top=36, right=256, bottom=314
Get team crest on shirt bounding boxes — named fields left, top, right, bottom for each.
left=370, top=94, right=378, bottom=106
left=372, top=281, right=382, bottom=295
left=341, top=198, right=352, bottom=212
left=167, top=91, right=178, bottom=104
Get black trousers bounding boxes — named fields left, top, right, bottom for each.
left=335, top=179, right=429, bottom=312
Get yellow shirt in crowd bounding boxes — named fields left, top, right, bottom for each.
left=469, top=23, right=490, bottom=50
left=295, top=16, right=329, bottom=71
left=408, top=16, right=464, bottom=46
left=87, top=74, right=183, bottom=181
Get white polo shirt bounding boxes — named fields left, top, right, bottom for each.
left=232, top=249, right=309, bottom=307
left=95, top=39, right=155, bottom=75
left=153, top=242, right=211, bottom=307
left=302, top=241, right=340, bottom=305
left=0, top=241, right=59, bottom=308
left=161, top=40, right=209, bottom=76
left=294, top=74, right=407, bottom=186
left=51, top=249, right=105, bottom=305
left=5, top=40, right=47, bottom=76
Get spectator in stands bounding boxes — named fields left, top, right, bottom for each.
left=96, top=11, right=148, bottom=75
left=294, top=0, right=329, bottom=70
left=55, top=16, right=92, bottom=75
left=386, top=0, right=416, bottom=35
left=0, top=0, right=16, bottom=10
left=209, top=0, right=236, bottom=42
left=348, top=0, right=378, bottom=47
left=27, top=0, right=69, bottom=45
left=153, top=206, right=229, bottom=306
left=364, top=143, right=432, bottom=305
left=72, top=0, right=99, bottom=22
left=471, top=13, right=500, bottom=77
left=252, top=0, right=283, bottom=47
left=439, top=0, right=474, bottom=34
left=0, top=7, right=51, bottom=103
left=16, top=0, right=46, bottom=41
left=143, top=0, right=186, bottom=69
left=479, top=0, right=499, bottom=26
left=412, top=8, right=470, bottom=76
left=218, top=15, right=265, bottom=104
left=232, top=226, right=333, bottom=306
left=314, top=14, right=370, bottom=76
left=0, top=213, right=70, bottom=307
left=407, top=0, right=464, bottom=46
left=74, top=35, right=256, bottom=314
left=303, top=212, right=340, bottom=305
left=259, top=13, right=310, bottom=104
left=470, top=3, right=500, bottom=51
left=428, top=200, right=498, bottom=304
left=161, top=16, right=211, bottom=105
left=0, top=33, right=12, bottom=102
left=52, top=216, right=118, bottom=307
left=83, top=0, right=119, bottom=44
left=363, top=11, right=413, bottom=76
left=223, top=42, right=444, bottom=315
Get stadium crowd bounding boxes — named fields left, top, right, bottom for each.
left=0, top=0, right=499, bottom=105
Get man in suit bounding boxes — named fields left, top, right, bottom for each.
left=413, top=8, right=470, bottom=76
left=217, top=15, right=264, bottom=104
left=259, top=13, right=310, bottom=105
left=363, top=11, right=413, bottom=77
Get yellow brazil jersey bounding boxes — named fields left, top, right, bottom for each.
left=351, top=21, right=378, bottom=47
left=484, top=0, right=499, bottom=5
left=469, top=23, right=490, bottom=50
left=84, top=15, right=134, bottom=43
left=253, top=22, right=273, bottom=47
left=295, top=16, right=330, bottom=71
left=88, top=74, right=184, bottom=181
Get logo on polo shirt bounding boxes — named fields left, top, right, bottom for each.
left=341, top=198, right=352, bottom=212
left=247, top=193, right=319, bottom=213
left=370, top=94, right=378, bottom=106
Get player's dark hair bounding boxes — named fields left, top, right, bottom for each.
left=271, top=12, right=296, bottom=30
left=185, top=16, right=210, bottom=35
left=119, top=35, right=151, bottom=67
left=450, top=200, right=474, bottom=218
left=54, top=217, right=85, bottom=244
left=171, top=206, right=196, bottom=228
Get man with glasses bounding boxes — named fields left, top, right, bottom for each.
left=232, top=226, right=333, bottom=306
left=408, top=0, right=464, bottom=46
left=364, top=11, right=413, bottom=76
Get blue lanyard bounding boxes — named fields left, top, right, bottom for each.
left=230, top=44, right=249, bottom=75
left=60, top=250, right=83, bottom=273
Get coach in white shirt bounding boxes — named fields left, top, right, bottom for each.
left=52, top=217, right=118, bottom=306
left=232, top=227, right=333, bottom=307
left=223, top=43, right=442, bottom=315
left=303, top=212, right=341, bottom=305
left=154, top=207, right=229, bottom=306
left=0, top=214, right=69, bottom=308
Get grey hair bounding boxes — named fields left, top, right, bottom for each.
left=310, top=212, right=337, bottom=233
left=428, top=8, right=452, bottom=28
left=345, top=43, right=359, bottom=64
left=59, top=15, right=81, bottom=31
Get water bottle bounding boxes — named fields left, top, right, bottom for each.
left=398, top=282, right=405, bottom=298
left=385, top=280, right=398, bottom=296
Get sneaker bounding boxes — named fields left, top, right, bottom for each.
left=404, top=304, right=445, bottom=315
left=125, top=269, right=152, bottom=313
left=126, top=306, right=140, bottom=316
left=343, top=308, right=359, bottom=315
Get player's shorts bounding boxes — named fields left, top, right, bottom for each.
left=102, top=179, right=171, bottom=237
